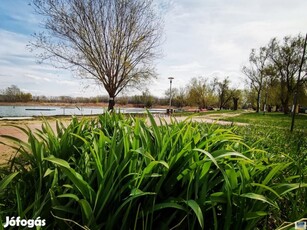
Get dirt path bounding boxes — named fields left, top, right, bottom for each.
left=0, top=118, right=71, bottom=165
left=201, top=113, right=243, bottom=119
left=0, top=113, right=247, bottom=165
left=149, top=113, right=247, bottom=126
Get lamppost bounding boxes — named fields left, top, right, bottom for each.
left=168, top=77, right=174, bottom=114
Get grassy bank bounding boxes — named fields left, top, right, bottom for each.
left=217, top=111, right=307, bottom=130
left=0, top=112, right=306, bottom=229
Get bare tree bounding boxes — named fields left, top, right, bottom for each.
left=30, top=0, right=162, bottom=110
left=2, top=85, right=32, bottom=102
left=242, top=47, right=269, bottom=113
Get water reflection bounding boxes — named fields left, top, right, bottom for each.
left=0, top=106, right=166, bottom=117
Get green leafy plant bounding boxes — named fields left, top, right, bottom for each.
left=0, top=112, right=306, bottom=229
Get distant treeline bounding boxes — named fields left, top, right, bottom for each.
left=0, top=83, right=252, bottom=111
left=0, top=85, right=32, bottom=102
left=31, top=92, right=170, bottom=108
left=0, top=85, right=168, bottom=107
left=1, top=79, right=306, bottom=112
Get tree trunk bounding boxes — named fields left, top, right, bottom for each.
left=108, top=96, right=115, bottom=111
left=256, top=89, right=261, bottom=113
left=282, top=96, right=290, bottom=114
left=219, top=93, right=224, bottom=110
left=268, top=105, right=272, bottom=112
left=233, top=97, right=239, bottom=110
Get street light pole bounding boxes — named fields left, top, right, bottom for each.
left=168, top=77, right=174, bottom=114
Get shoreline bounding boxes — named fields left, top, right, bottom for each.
left=0, top=101, right=108, bottom=107
left=0, top=103, right=201, bottom=118
left=0, top=102, right=171, bottom=109
left=0, top=102, right=199, bottom=111
left=0, top=102, right=170, bottom=118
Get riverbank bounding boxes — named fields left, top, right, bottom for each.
left=0, top=101, right=171, bottom=109
left=0, top=101, right=109, bottom=107
left=0, top=102, right=201, bottom=112
left=0, top=102, right=210, bottom=118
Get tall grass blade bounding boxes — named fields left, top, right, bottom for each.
left=0, top=172, right=19, bottom=192
left=184, top=200, right=204, bottom=229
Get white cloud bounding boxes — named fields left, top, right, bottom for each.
left=55, top=79, right=78, bottom=86
left=170, top=62, right=206, bottom=73
left=0, top=29, right=105, bottom=97
left=25, top=74, right=51, bottom=82
left=1, top=0, right=307, bottom=98
left=152, top=0, right=307, bottom=96
left=0, top=30, right=31, bottom=57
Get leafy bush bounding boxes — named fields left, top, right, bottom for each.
left=0, top=112, right=306, bottom=229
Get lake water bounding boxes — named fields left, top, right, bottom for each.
left=0, top=106, right=167, bottom=117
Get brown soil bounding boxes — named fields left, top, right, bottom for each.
left=0, top=118, right=71, bottom=165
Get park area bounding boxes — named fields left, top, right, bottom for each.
left=0, top=110, right=306, bottom=229
left=1, top=0, right=307, bottom=229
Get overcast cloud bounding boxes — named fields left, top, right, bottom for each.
left=0, top=0, right=306, bottom=97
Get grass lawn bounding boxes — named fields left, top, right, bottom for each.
left=217, top=111, right=307, bottom=130
left=173, top=109, right=240, bottom=117
left=209, top=111, right=307, bottom=169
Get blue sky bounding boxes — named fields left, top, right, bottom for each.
left=1, top=0, right=307, bottom=97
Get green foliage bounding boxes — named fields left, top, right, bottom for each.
left=206, top=111, right=307, bottom=227
left=186, top=77, right=216, bottom=109
left=0, top=112, right=306, bottom=229
left=220, top=112, right=307, bottom=130
left=243, top=34, right=307, bottom=114
left=214, top=77, right=234, bottom=109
